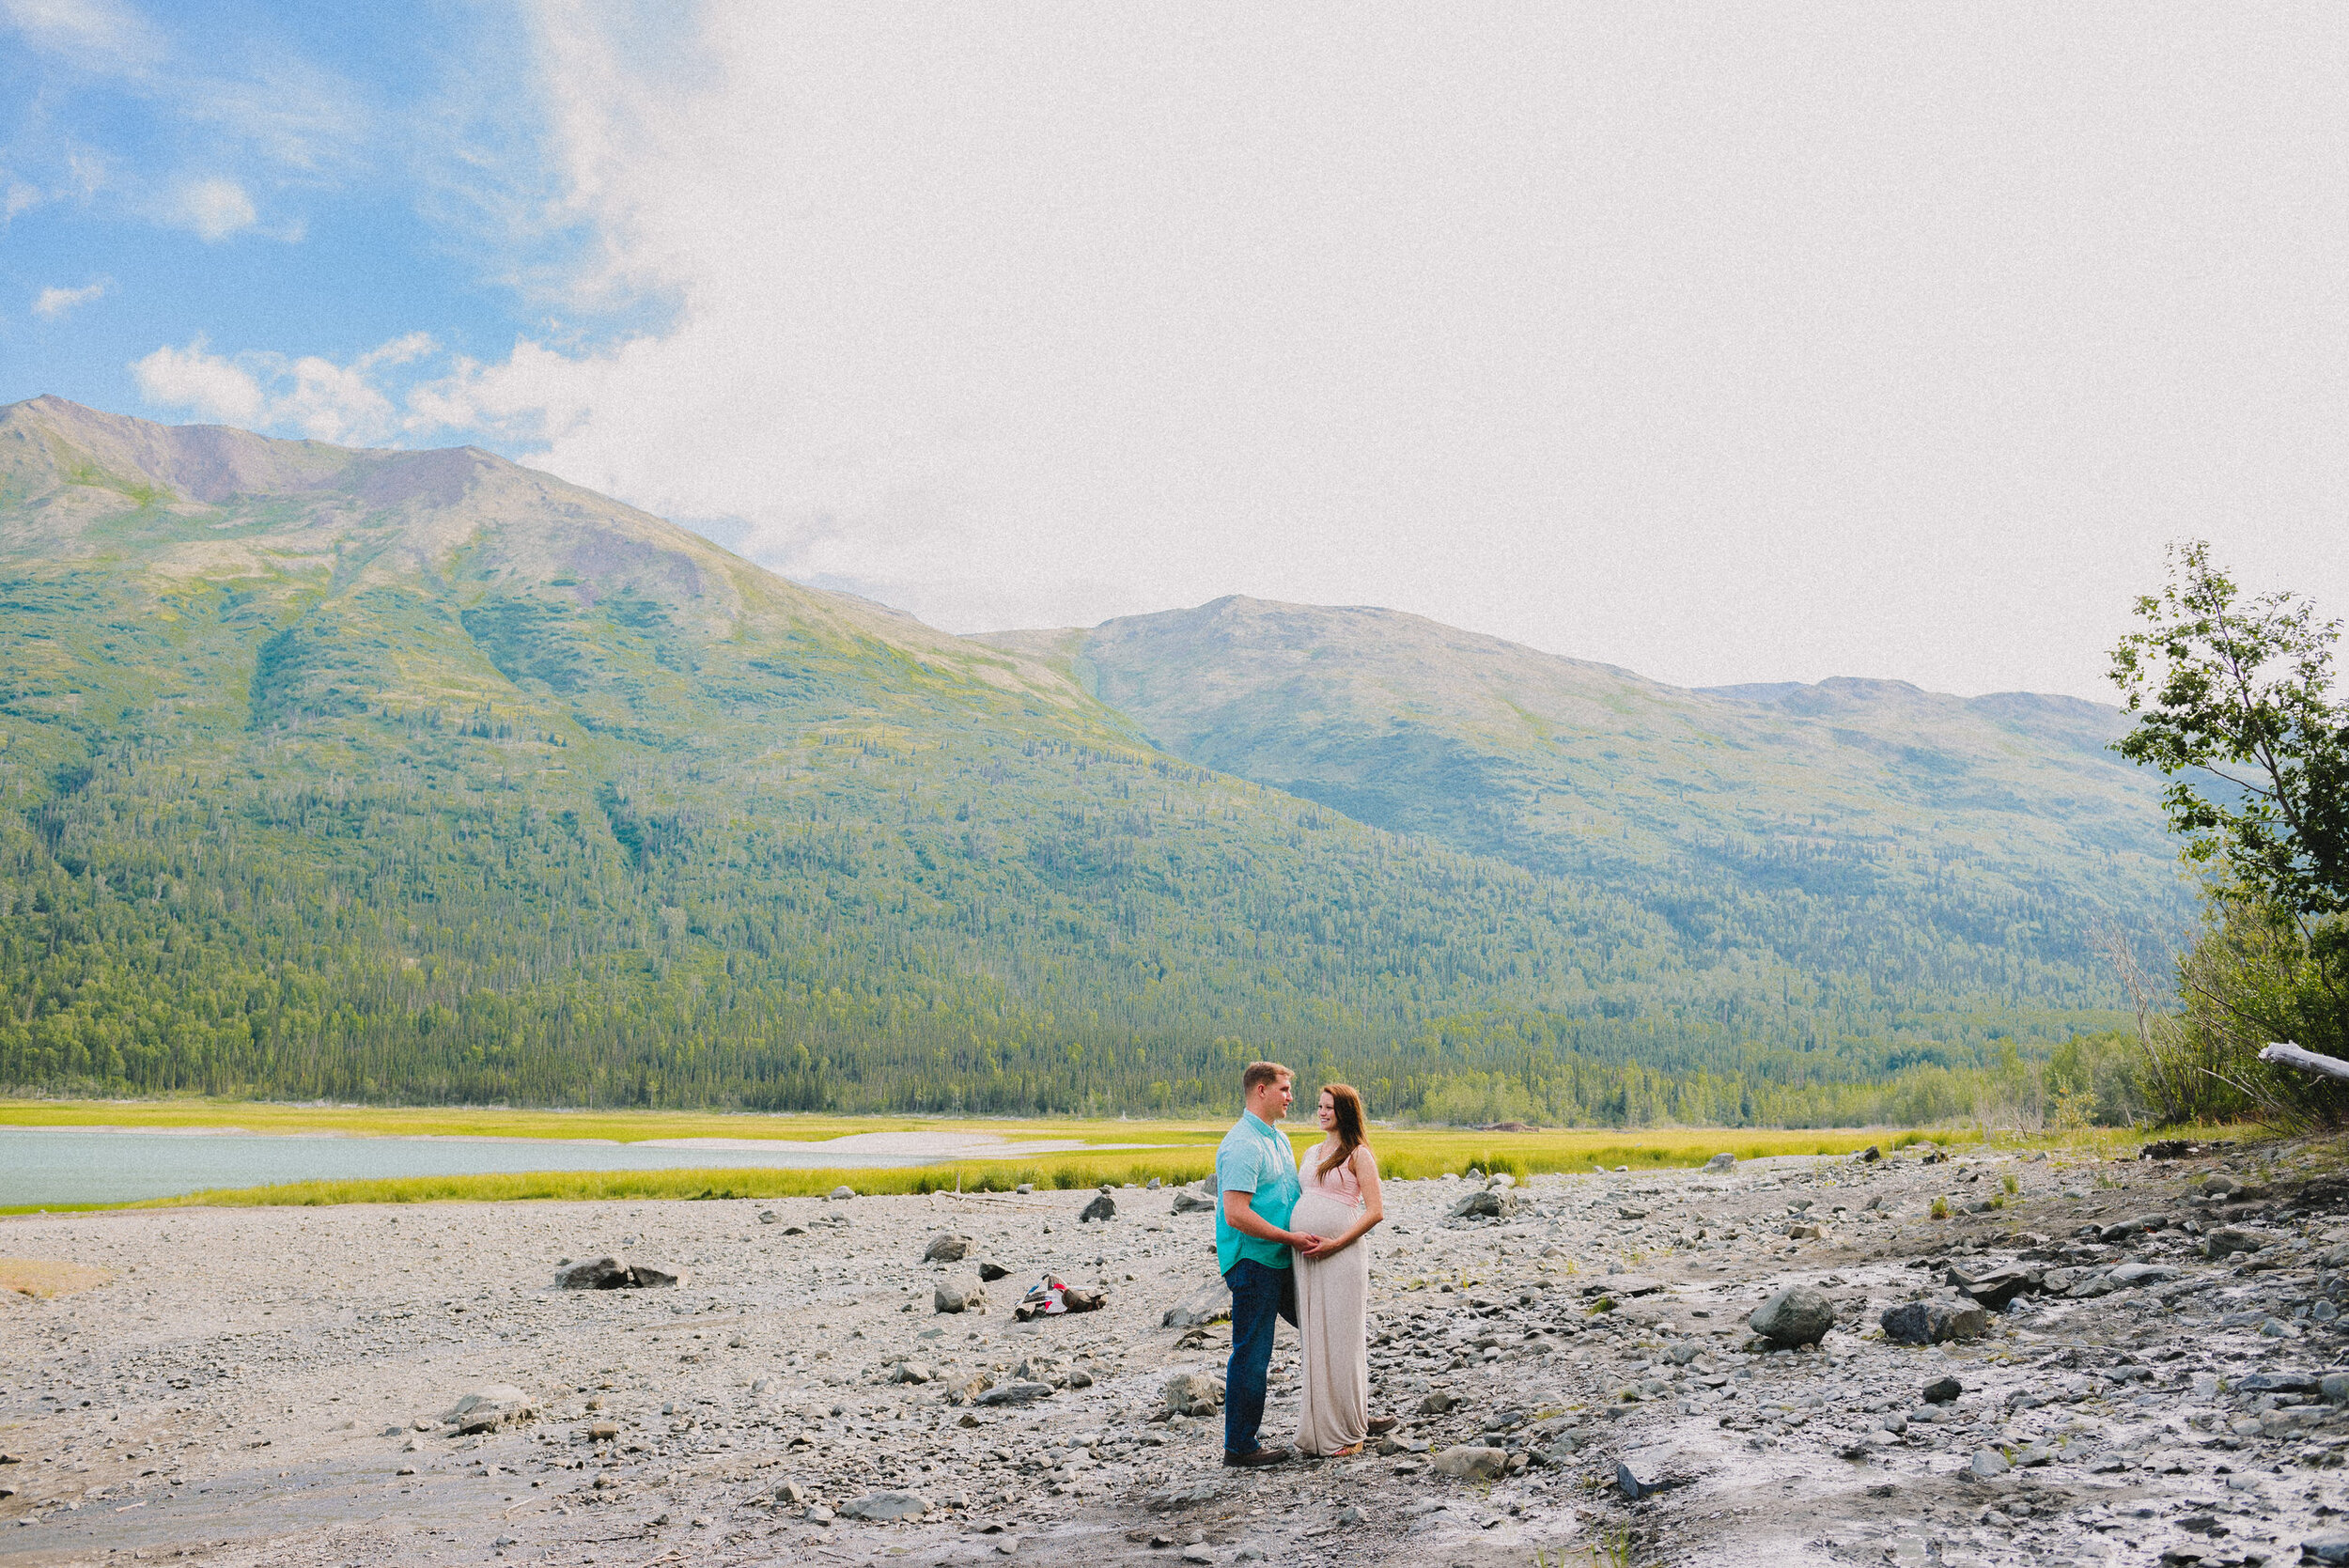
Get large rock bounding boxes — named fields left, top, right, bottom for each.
left=1080, top=1191, right=1117, bottom=1223
left=2207, top=1226, right=2279, bottom=1258
left=1880, top=1300, right=1990, bottom=1345
left=1171, top=1187, right=1218, bottom=1215
left=1948, top=1266, right=2037, bottom=1309
left=976, top=1259, right=1010, bottom=1282
left=554, top=1254, right=682, bottom=1290
left=443, top=1385, right=534, bottom=1434
left=1748, top=1286, right=1835, bottom=1347
left=1449, top=1188, right=1518, bottom=1220
left=840, top=1491, right=929, bottom=1522
left=934, top=1281, right=985, bottom=1314
left=1432, top=1446, right=1508, bottom=1481
left=1162, top=1373, right=1224, bottom=1417
left=1703, top=1153, right=1735, bottom=1172
left=923, top=1234, right=970, bottom=1264
left=1162, top=1277, right=1234, bottom=1328
left=976, top=1381, right=1055, bottom=1407
left=827, top=1185, right=856, bottom=1202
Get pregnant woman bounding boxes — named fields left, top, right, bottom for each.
left=1290, top=1082, right=1395, bottom=1456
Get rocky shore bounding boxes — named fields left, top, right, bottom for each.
left=5, top=1137, right=2348, bottom=1567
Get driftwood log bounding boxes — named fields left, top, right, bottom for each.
left=2257, top=1041, right=2349, bottom=1082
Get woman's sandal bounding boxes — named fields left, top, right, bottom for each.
left=1331, top=1441, right=1364, bottom=1457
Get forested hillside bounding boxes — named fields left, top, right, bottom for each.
left=0, top=399, right=2147, bottom=1122
left=983, top=597, right=2191, bottom=995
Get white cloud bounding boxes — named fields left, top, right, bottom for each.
left=131, top=339, right=263, bottom=427
left=123, top=8, right=2349, bottom=695
left=171, top=177, right=257, bottom=241
left=31, top=277, right=108, bottom=318
left=0, top=0, right=163, bottom=72
left=131, top=332, right=439, bottom=442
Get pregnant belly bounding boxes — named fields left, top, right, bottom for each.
left=1292, top=1188, right=1359, bottom=1239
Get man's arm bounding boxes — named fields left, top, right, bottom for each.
left=1221, top=1188, right=1323, bottom=1255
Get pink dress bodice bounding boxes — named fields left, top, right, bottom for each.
left=1299, top=1141, right=1363, bottom=1206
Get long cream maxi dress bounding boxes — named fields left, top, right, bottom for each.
left=1291, top=1141, right=1369, bottom=1455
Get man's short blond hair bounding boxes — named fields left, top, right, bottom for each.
left=1241, top=1061, right=1294, bottom=1094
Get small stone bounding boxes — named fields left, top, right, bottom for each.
left=1449, top=1188, right=1517, bottom=1220
left=1171, top=1188, right=1217, bottom=1215
left=924, top=1234, right=971, bottom=1264
left=1080, top=1192, right=1117, bottom=1222
left=2322, top=1373, right=2349, bottom=1405
left=976, top=1259, right=1010, bottom=1281
left=2303, top=1532, right=2349, bottom=1565
left=1432, top=1445, right=1508, bottom=1481
left=1968, top=1447, right=2011, bottom=1479
left=759, top=1209, right=779, bottom=1224
left=840, top=1490, right=929, bottom=1522
left=1147, top=1177, right=1162, bottom=1189
left=1419, top=1389, right=1458, bottom=1415
left=828, top=1185, right=856, bottom=1202
left=1748, top=1285, right=1835, bottom=1347
left=1921, top=1376, right=1961, bottom=1405
left=935, top=1281, right=985, bottom=1314
left=1335, top=1504, right=1365, bottom=1525
left=1181, top=1548, right=1215, bottom=1565
left=443, top=1384, right=535, bottom=1434
left=1163, top=1373, right=1224, bottom=1417
left=1703, top=1152, right=1735, bottom=1172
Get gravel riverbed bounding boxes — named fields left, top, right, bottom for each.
left=5, top=1140, right=2348, bottom=1567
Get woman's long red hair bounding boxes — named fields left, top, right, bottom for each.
left=1315, top=1082, right=1370, bottom=1177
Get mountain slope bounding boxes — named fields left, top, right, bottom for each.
left=0, top=399, right=2141, bottom=1121
left=977, top=596, right=2190, bottom=986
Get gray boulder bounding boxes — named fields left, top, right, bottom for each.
left=1748, top=1285, right=1835, bottom=1347
left=976, top=1259, right=1010, bottom=1282
left=923, top=1234, right=970, bottom=1264
left=1162, top=1373, right=1224, bottom=1417
left=827, top=1185, right=856, bottom=1202
left=1162, top=1277, right=1234, bottom=1328
left=1703, top=1152, right=1735, bottom=1172
left=1880, top=1300, right=1990, bottom=1345
left=1171, top=1187, right=1218, bottom=1215
left=840, top=1491, right=929, bottom=1522
left=934, top=1281, right=985, bottom=1314
left=1080, top=1191, right=1117, bottom=1223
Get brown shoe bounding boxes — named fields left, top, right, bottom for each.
left=1222, top=1446, right=1293, bottom=1468
left=1365, top=1416, right=1400, bottom=1436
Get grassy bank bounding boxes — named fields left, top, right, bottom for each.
left=0, top=1123, right=2008, bottom=1212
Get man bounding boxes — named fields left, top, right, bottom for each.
left=1215, top=1059, right=1320, bottom=1467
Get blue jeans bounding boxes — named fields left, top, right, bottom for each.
left=1223, top=1258, right=1298, bottom=1454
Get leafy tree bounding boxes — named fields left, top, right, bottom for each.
left=2110, top=540, right=2349, bottom=1121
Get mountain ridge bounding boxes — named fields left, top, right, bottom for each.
left=0, top=398, right=2164, bottom=1121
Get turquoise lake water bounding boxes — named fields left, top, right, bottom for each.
left=0, top=1127, right=961, bottom=1206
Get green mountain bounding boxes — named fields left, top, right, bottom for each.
left=979, top=597, right=2191, bottom=993
left=0, top=398, right=2161, bottom=1123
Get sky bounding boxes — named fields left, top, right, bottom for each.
left=4, top=1, right=2345, bottom=700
